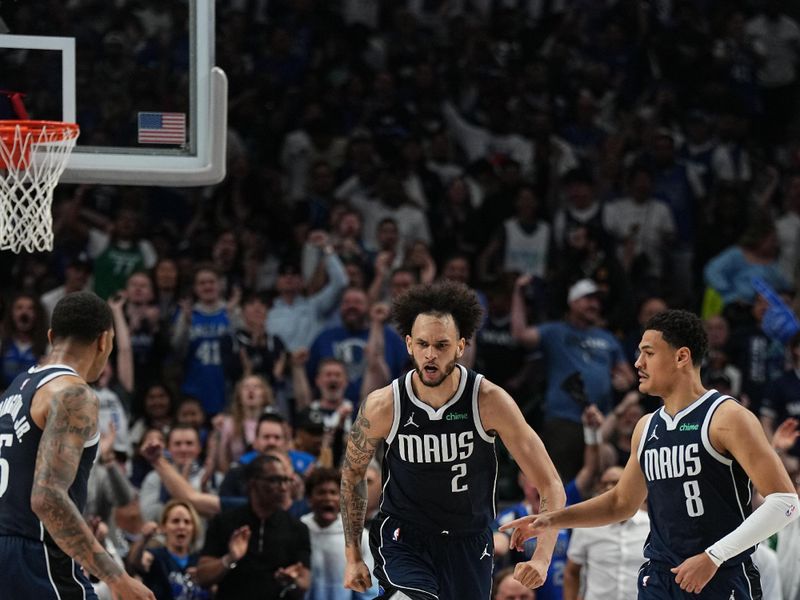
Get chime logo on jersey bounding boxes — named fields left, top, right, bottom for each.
left=643, top=442, right=701, bottom=481
left=397, top=431, right=474, bottom=463
left=445, top=411, right=468, bottom=421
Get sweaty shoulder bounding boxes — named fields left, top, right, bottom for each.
left=30, top=375, right=94, bottom=430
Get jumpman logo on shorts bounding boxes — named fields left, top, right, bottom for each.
left=404, top=413, right=419, bottom=428
left=480, top=544, right=490, bottom=560
left=647, top=424, right=659, bottom=443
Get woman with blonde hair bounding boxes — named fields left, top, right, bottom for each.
left=126, top=499, right=209, bottom=599
left=212, top=374, right=274, bottom=472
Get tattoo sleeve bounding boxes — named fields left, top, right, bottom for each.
left=31, top=385, right=124, bottom=583
left=340, top=403, right=382, bottom=551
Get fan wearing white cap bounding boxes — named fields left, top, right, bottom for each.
left=511, top=275, right=635, bottom=480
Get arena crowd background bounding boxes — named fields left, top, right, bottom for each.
left=2, top=1, right=800, bottom=599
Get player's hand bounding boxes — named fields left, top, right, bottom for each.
left=670, top=552, right=719, bottom=594
left=498, top=513, right=553, bottom=551
left=109, top=573, right=156, bottom=599
left=343, top=560, right=372, bottom=592
left=514, top=557, right=549, bottom=589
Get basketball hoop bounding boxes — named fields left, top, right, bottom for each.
left=0, top=120, right=79, bottom=253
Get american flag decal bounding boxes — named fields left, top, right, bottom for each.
left=137, top=112, right=186, bottom=144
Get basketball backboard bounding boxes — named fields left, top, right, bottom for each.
left=0, top=0, right=226, bottom=186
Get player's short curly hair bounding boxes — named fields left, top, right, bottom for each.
left=392, top=281, right=484, bottom=340
left=644, top=309, right=708, bottom=366
left=51, top=291, right=113, bottom=344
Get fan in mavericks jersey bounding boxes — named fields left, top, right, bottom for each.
left=501, top=309, right=799, bottom=599
left=340, top=281, right=565, bottom=600
left=0, top=292, right=154, bottom=600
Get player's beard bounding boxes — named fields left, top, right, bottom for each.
left=413, top=354, right=458, bottom=388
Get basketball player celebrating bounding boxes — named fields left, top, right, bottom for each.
left=501, top=309, right=799, bottom=598
left=341, top=281, right=565, bottom=599
left=0, top=292, right=154, bottom=600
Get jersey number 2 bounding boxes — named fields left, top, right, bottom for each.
left=683, top=480, right=705, bottom=517
left=0, top=433, right=12, bottom=498
left=451, top=463, right=468, bottom=492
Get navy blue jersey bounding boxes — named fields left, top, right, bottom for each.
left=0, top=364, right=99, bottom=543
left=638, top=389, right=753, bottom=567
left=380, top=365, right=498, bottom=534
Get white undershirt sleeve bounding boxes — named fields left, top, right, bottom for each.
left=705, top=492, right=800, bottom=566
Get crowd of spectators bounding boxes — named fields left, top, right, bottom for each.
left=3, top=0, right=800, bottom=598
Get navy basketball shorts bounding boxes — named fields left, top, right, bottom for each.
left=369, top=513, right=494, bottom=600
left=637, top=558, right=762, bottom=600
left=0, top=535, right=99, bottom=600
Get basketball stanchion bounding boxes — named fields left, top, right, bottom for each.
left=0, top=120, right=79, bottom=253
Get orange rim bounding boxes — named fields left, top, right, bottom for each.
left=0, top=120, right=79, bottom=169
left=0, top=120, right=80, bottom=142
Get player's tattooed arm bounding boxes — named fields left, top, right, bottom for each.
left=341, top=402, right=381, bottom=549
left=31, top=384, right=124, bottom=584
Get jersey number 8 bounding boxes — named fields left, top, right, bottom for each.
left=683, top=480, right=705, bottom=517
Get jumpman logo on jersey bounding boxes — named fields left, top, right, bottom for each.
left=480, top=544, right=490, bottom=560
left=648, top=424, right=659, bottom=443
left=729, top=591, right=735, bottom=600
left=404, top=412, right=419, bottom=428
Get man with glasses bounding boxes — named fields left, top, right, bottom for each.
left=196, top=454, right=311, bottom=599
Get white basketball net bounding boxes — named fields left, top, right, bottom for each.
left=0, top=122, right=79, bottom=253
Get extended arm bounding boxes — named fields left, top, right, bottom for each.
left=341, top=387, right=393, bottom=592
left=481, top=379, right=565, bottom=588
left=31, top=383, right=154, bottom=599
left=499, top=416, right=650, bottom=547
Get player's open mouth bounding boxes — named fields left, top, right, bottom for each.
left=423, top=365, right=438, bottom=374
